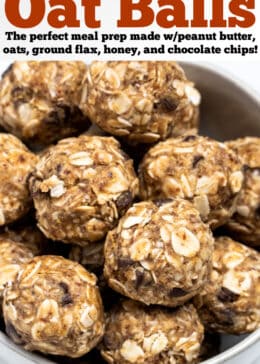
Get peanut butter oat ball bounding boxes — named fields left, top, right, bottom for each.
left=194, top=236, right=260, bottom=334
left=29, top=135, right=139, bottom=245
left=82, top=61, right=200, bottom=144
left=0, top=61, right=90, bottom=147
left=3, top=255, right=104, bottom=358
left=225, top=137, right=260, bottom=247
left=69, top=241, right=104, bottom=272
left=100, top=300, right=204, bottom=364
left=104, top=199, right=214, bottom=307
left=0, top=238, right=34, bottom=305
left=0, top=134, right=38, bottom=226
left=139, top=135, right=244, bottom=229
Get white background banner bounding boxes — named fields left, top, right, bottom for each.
left=0, top=0, right=259, bottom=60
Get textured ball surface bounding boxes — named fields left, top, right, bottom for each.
left=194, top=236, right=260, bottom=334
left=139, top=135, right=244, bottom=228
left=101, top=300, right=204, bottom=364
left=30, top=135, right=139, bottom=245
left=82, top=61, right=200, bottom=144
left=0, top=61, right=90, bottom=146
left=3, top=255, right=105, bottom=358
left=104, top=199, right=214, bottom=307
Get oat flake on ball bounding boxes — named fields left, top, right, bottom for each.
left=0, top=238, right=34, bottom=306
left=139, top=135, right=244, bottom=228
left=29, top=135, right=139, bottom=245
left=0, top=61, right=90, bottom=147
left=100, top=300, right=204, bottom=364
left=104, top=199, right=214, bottom=307
left=82, top=61, right=200, bottom=144
left=0, top=133, right=38, bottom=226
left=3, top=255, right=104, bottom=358
left=225, top=137, right=260, bottom=247
left=194, top=236, right=260, bottom=335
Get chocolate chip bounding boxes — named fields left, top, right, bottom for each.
left=18, top=155, right=26, bottom=163
left=42, top=104, right=90, bottom=141
left=243, top=164, right=250, bottom=172
left=62, top=293, right=73, bottom=306
left=116, top=191, right=133, bottom=215
left=59, top=282, right=73, bottom=306
left=118, top=257, right=134, bottom=268
left=217, top=287, right=239, bottom=303
left=5, top=322, right=24, bottom=344
left=192, top=155, right=204, bottom=168
left=153, top=198, right=173, bottom=207
left=183, top=135, right=197, bottom=142
left=103, top=335, right=118, bottom=350
left=56, top=164, right=62, bottom=173
left=12, top=86, right=33, bottom=107
left=169, top=287, right=187, bottom=297
left=156, top=97, right=179, bottom=112
left=135, top=270, right=144, bottom=289
left=59, top=281, right=69, bottom=293
left=221, top=308, right=235, bottom=326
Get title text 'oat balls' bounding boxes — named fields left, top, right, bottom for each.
left=29, top=135, right=139, bottom=245
left=104, top=199, right=214, bottom=307
left=194, top=236, right=260, bottom=335
left=0, top=133, right=38, bottom=226
left=81, top=61, right=200, bottom=144
left=3, top=255, right=105, bottom=358
left=0, top=61, right=91, bottom=147
left=100, top=300, right=204, bottom=364
left=225, top=137, right=260, bottom=247
left=139, top=135, right=244, bottom=229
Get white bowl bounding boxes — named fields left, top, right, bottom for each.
left=0, top=62, right=260, bottom=364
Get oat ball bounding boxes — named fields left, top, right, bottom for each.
left=3, top=255, right=104, bottom=358
left=104, top=199, right=214, bottom=307
left=82, top=61, right=200, bottom=144
left=0, top=238, right=34, bottom=305
left=69, top=241, right=104, bottom=272
left=139, top=135, right=244, bottom=228
left=0, top=61, right=90, bottom=147
left=100, top=300, right=204, bottom=364
left=194, top=236, right=260, bottom=334
left=0, top=133, right=38, bottom=226
left=225, top=137, right=260, bottom=247
left=29, top=135, right=139, bottom=245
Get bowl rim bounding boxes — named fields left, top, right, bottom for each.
left=184, top=61, right=260, bottom=364
left=181, top=60, right=260, bottom=108
left=0, top=62, right=260, bottom=364
left=201, top=329, right=260, bottom=364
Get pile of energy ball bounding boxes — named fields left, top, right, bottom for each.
left=0, top=61, right=259, bottom=364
